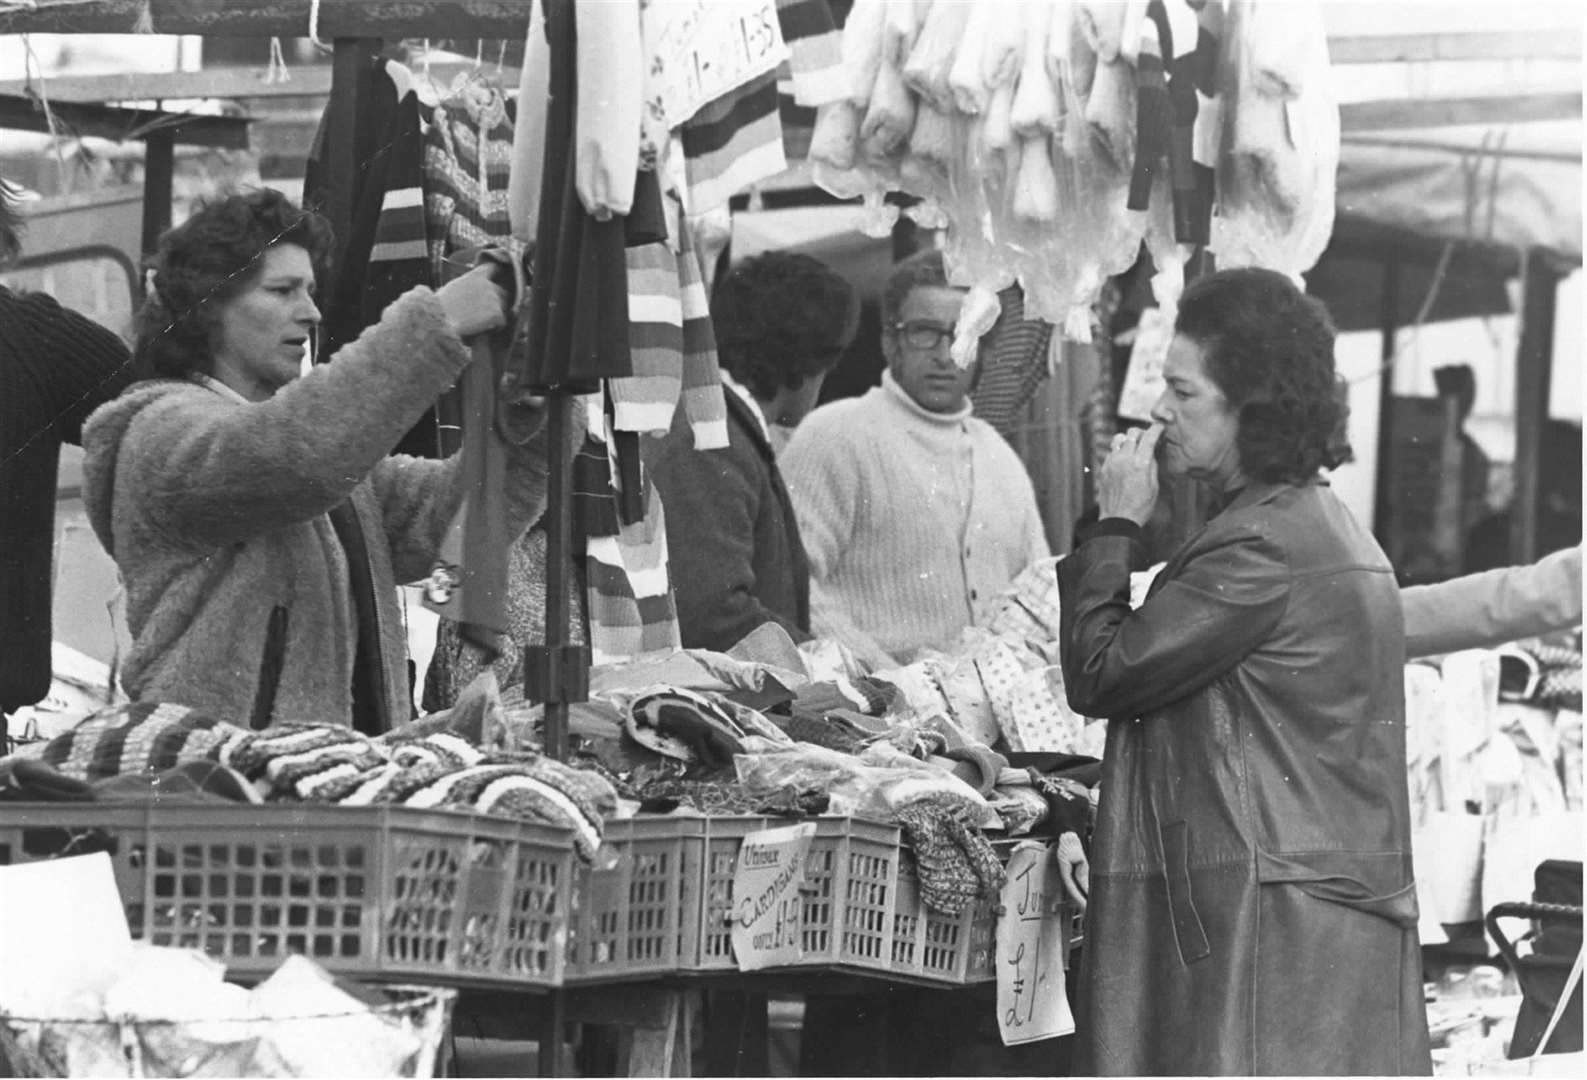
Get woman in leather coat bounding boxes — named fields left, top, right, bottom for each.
left=1059, top=268, right=1431, bottom=1075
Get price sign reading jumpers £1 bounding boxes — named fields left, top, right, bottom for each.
left=644, top=0, right=790, bottom=127
left=730, top=822, right=816, bottom=971
left=996, top=841, right=1076, bottom=1046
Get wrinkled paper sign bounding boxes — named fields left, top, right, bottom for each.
left=730, top=822, right=816, bottom=971
left=645, top=0, right=789, bottom=126
left=996, top=842, right=1075, bottom=1046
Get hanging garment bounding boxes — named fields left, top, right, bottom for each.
left=586, top=484, right=683, bottom=666
left=608, top=190, right=728, bottom=445
left=573, top=0, right=643, bottom=219
left=303, top=58, right=437, bottom=457
left=421, top=77, right=520, bottom=285
left=420, top=300, right=515, bottom=661
left=512, top=0, right=632, bottom=390
left=675, top=199, right=729, bottom=449
left=1188, top=0, right=1224, bottom=244
left=679, top=71, right=788, bottom=215
left=775, top=0, right=845, bottom=107
left=969, top=285, right=1056, bottom=437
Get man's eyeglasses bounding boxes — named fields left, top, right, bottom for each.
left=891, top=321, right=956, bottom=351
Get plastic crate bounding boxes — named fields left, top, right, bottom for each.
left=686, top=815, right=999, bottom=986
left=0, top=803, right=576, bottom=990
left=562, top=816, right=704, bottom=983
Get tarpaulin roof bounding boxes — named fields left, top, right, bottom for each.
left=1336, top=120, right=1582, bottom=261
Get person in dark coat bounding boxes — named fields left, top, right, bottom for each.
left=1060, top=268, right=1432, bottom=1076
left=0, top=177, right=136, bottom=729
left=646, top=250, right=857, bottom=652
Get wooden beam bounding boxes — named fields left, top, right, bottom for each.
left=1341, top=92, right=1582, bottom=132
left=0, top=1, right=527, bottom=37
left=1330, top=30, right=1581, bottom=65
left=0, top=94, right=251, bottom=148
left=0, top=61, right=521, bottom=105
left=0, top=67, right=335, bottom=103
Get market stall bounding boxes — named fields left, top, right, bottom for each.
left=0, top=1, right=1580, bottom=1078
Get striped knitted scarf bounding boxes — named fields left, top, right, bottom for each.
left=31, top=703, right=617, bottom=863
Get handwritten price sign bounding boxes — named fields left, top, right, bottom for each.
left=996, top=842, right=1076, bottom=1046
left=644, top=0, right=790, bottom=126
left=729, top=822, right=816, bottom=971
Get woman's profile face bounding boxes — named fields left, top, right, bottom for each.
left=1150, top=334, right=1244, bottom=489
left=211, top=243, right=321, bottom=402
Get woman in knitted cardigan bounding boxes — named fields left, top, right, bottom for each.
left=81, top=189, right=565, bottom=733
left=0, top=178, right=136, bottom=724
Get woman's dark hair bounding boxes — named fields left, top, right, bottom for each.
left=711, top=251, right=858, bottom=401
left=1174, top=267, right=1352, bottom=485
left=134, top=188, right=332, bottom=379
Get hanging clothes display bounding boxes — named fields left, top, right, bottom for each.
left=968, top=285, right=1056, bottom=437
left=422, top=76, right=521, bottom=285
left=303, top=58, right=437, bottom=458
left=512, top=0, right=633, bottom=391
left=813, top=0, right=1335, bottom=335
left=586, top=479, right=683, bottom=666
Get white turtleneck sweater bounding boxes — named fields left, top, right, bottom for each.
left=780, top=371, right=1050, bottom=667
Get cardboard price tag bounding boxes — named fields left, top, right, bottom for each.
left=729, top=822, right=816, bottom=971
left=996, top=842, right=1076, bottom=1046
left=645, top=0, right=789, bottom=126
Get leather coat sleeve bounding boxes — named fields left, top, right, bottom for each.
left=1058, top=525, right=1291, bottom=719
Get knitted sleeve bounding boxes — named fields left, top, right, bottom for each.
left=779, top=409, right=895, bottom=667
left=9, top=289, right=134, bottom=443
left=108, top=288, right=470, bottom=551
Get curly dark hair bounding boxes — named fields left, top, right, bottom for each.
left=134, top=188, right=333, bottom=380
left=1174, top=268, right=1352, bottom=486
left=711, top=251, right=858, bottom=401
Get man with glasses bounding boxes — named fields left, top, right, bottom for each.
left=781, top=248, right=1049, bottom=670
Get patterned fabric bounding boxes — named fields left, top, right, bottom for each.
left=26, top=703, right=619, bottom=863
left=586, top=484, right=684, bottom=666
left=422, top=78, right=519, bottom=285
left=674, top=195, right=730, bottom=449
left=679, top=71, right=787, bottom=215
left=968, top=286, right=1056, bottom=438
left=1519, top=638, right=1584, bottom=712
left=894, top=791, right=1007, bottom=915
left=610, top=238, right=685, bottom=434
left=421, top=528, right=588, bottom=714
left=774, top=0, right=844, bottom=108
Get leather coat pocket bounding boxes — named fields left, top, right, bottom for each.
left=1161, top=820, right=1212, bottom=964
